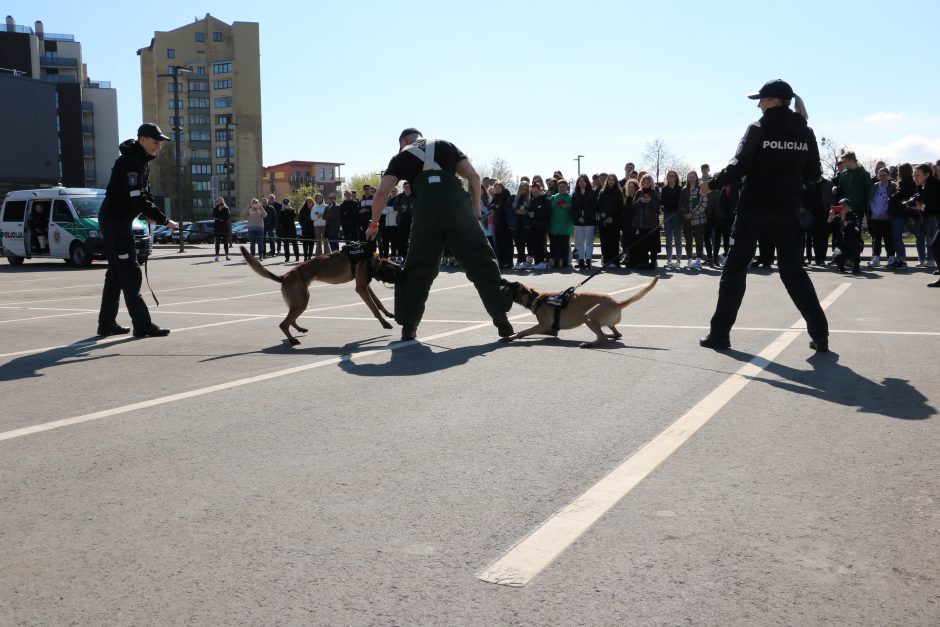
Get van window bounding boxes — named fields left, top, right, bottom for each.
left=3, top=200, right=27, bottom=222
left=70, top=196, right=104, bottom=218
left=52, top=200, right=74, bottom=223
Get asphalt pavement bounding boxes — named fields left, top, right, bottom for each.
left=0, top=246, right=938, bottom=625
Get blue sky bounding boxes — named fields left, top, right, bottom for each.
left=10, top=0, right=940, bottom=181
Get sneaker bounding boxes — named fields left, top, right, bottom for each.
left=226, top=255, right=231, bottom=261
left=929, top=279, right=940, bottom=287
left=685, top=258, right=694, bottom=268
left=97, top=323, right=130, bottom=337
left=133, top=325, right=171, bottom=338
left=867, top=255, right=880, bottom=267
left=810, top=338, right=829, bottom=352
left=885, top=256, right=895, bottom=266
left=493, top=316, right=514, bottom=338
left=915, top=259, right=926, bottom=267
left=692, top=258, right=703, bottom=270
left=400, top=326, right=417, bottom=341
left=214, top=255, right=219, bottom=262
left=930, top=260, right=938, bottom=268
left=893, top=260, right=907, bottom=269
left=512, top=262, right=525, bottom=270
left=719, top=254, right=727, bottom=265
left=532, top=262, right=548, bottom=270
left=699, top=334, right=731, bottom=350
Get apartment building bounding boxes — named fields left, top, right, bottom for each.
left=138, top=14, right=261, bottom=218
left=262, top=161, right=346, bottom=201
left=0, top=16, right=118, bottom=189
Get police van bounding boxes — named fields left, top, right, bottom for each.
left=0, top=187, right=151, bottom=266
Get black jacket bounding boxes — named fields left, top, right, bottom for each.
left=527, top=195, right=551, bottom=230
left=571, top=188, right=597, bottom=226
left=889, top=175, right=917, bottom=218
left=278, top=205, right=297, bottom=236
left=298, top=203, right=314, bottom=233
left=263, top=203, right=278, bottom=230
left=918, top=175, right=940, bottom=218
left=659, top=185, right=682, bottom=213
left=99, top=139, right=169, bottom=237
left=596, top=186, right=624, bottom=226
left=709, top=105, right=822, bottom=219
left=212, top=204, right=232, bottom=234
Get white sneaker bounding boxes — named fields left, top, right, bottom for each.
left=532, top=262, right=548, bottom=270
left=692, top=258, right=703, bottom=270
left=867, top=255, right=880, bottom=267
left=929, top=260, right=938, bottom=268
left=718, top=253, right=727, bottom=266
left=685, top=258, right=694, bottom=268
left=214, top=255, right=219, bottom=262
left=512, top=262, right=524, bottom=270
left=916, top=259, right=926, bottom=267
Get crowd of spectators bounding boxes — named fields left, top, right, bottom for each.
left=233, top=155, right=940, bottom=286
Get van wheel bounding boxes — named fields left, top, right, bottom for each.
left=7, top=254, right=24, bottom=266
left=69, top=241, right=92, bottom=267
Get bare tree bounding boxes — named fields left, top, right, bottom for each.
left=475, top=157, right=516, bottom=191
left=641, top=138, right=684, bottom=182
left=819, top=136, right=847, bottom=179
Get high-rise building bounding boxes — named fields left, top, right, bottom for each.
left=138, top=14, right=262, bottom=219
left=0, top=16, right=118, bottom=190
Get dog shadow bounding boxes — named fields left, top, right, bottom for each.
left=724, top=349, right=934, bottom=421
left=198, top=336, right=390, bottom=363
left=337, top=339, right=505, bottom=377
left=0, top=336, right=137, bottom=382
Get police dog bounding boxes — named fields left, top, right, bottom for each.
left=240, top=245, right=402, bottom=345
left=503, top=276, right=659, bottom=348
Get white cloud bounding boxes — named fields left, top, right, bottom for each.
left=864, top=112, right=906, bottom=124
left=851, top=135, right=940, bottom=163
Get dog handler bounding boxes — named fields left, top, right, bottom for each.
left=366, top=128, right=515, bottom=341
left=698, top=80, right=829, bottom=352
left=96, top=123, right=179, bottom=337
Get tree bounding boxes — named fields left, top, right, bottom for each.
left=149, top=144, right=193, bottom=221
left=344, top=171, right=382, bottom=195
left=474, top=157, right=516, bottom=192
left=288, top=183, right=321, bottom=212
left=641, top=138, right=684, bottom=182
left=819, top=136, right=847, bottom=179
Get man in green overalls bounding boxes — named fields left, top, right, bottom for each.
left=366, top=128, right=514, bottom=341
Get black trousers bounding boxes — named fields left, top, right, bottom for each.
left=214, top=233, right=230, bottom=256
left=527, top=228, right=547, bottom=264
left=301, top=228, right=315, bottom=259
left=868, top=219, right=895, bottom=258
left=494, top=222, right=513, bottom=267
left=809, top=212, right=829, bottom=264
left=98, top=235, right=152, bottom=331
left=282, top=236, right=299, bottom=260
left=709, top=212, right=828, bottom=342
left=512, top=228, right=528, bottom=263
left=598, top=223, right=621, bottom=265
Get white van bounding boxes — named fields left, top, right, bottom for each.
left=0, top=187, right=151, bottom=266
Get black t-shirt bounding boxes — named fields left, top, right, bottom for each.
left=384, top=139, right=468, bottom=192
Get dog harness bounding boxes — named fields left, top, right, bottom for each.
left=525, top=286, right=574, bottom=332
left=342, top=241, right=374, bottom=278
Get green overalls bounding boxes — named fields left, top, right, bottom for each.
left=394, top=141, right=512, bottom=329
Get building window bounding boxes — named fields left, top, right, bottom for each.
left=215, top=114, right=232, bottom=125
left=189, top=98, right=209, bottom=108
left=167, top=49, right=175, bottom=59
left=215, top=129, right=234, bottom=141
left=213, top=62, right=231, bottom=74
left=192, top=181, right=210, bottom=191
left=213, top=79, right=232, bottom=90
left=214, top=96, right=232, bottom=108
left=189, top=80, right=209, bottom=92
left=172, top=131, right=185, bottom=143
left=191, top=130, right=211, bottom=141
left=216, top=164, right=233, bottom=175
left=168, top=99, right=184, bottom=110
left=192, top=149, right=210, bottom=159
left=195, top=66, right=206, bottom=75
left=170, top=116, right=184, bottom=127
left=216, top=147, right=234, bottom=158
left=189, top=114, right=209, bottom=125
left=319, top=167, right=326, bottom=179
left=195, top=32, right=205, bottom=43
left=213, top=31, right=223, bottom=42
left=192, top=164, right=212, bottom=175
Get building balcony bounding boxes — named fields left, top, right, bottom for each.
left=82, top=146, right=95, bottom=156
left=84, top=80, right=111, bottom=89
left=188, top=89, right=210, bottom=97
left=40, top=32, right=75, bottom=42
left=80, top=101, right=94, bottom=111
left=190, top=157, right=212, bottom=165
left=40, top=56, right=78, bottom=68
left=82, top=124, right=94, bottom=134
left=40, top=73, right=78, bottom=83
left=189, top=140, right=212, bottom=150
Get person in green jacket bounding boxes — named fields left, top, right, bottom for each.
left=548, top=179, right=574, bottom=268
left=836, top=151, right=871, bottom=222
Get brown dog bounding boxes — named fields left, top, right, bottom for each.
left=241, top=245, right=402, bottom=345
left=502, top=276, right=659, bottom=348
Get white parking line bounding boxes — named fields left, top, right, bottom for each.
left=0, top=280, right=246, bottom=306
left=477, top=283, right=852, bottom=587
left=0, top=283, right=101, bottom=295
left=0, top=310, right=535, bottom=443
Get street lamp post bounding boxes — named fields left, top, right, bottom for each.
left=158, top=65, right=192, bottom=253
left=224, top=119, right=238, bottom=208
left=574, top=154, right=584, bottom=177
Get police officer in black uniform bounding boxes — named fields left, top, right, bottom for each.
left=366, top=128, right=514, bottom=341
left=698, top=80, right=829, bottom=352
left=96, top=123, right=179, bottom=337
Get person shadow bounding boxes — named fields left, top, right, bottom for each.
left=723, top=348, right=934, bottom=421
left=0, top=336, right=138, bottom=382
left=337, top=339, right=507, bottom=377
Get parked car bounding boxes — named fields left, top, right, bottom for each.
left=230, top=220, right=248, bottom=243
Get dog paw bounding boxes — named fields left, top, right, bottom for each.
left=382, top=321, right=393, bottom=329
left=578, top=342, right=594, bottom=349
left=295, top=327, right=308, bottom=333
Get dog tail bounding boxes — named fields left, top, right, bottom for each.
left=240, top=246, right=284, bottom=284
left=618, top=276, right=659, bottom=309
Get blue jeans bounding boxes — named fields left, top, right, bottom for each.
left=923, top=216, right=938, bottom=262
left=264, top=227, right=277, bottom=256
left=890, top=216, right=907, bottom=262
left=248, top=227, right=264, bottom=257
left=663, top=211, right=683, bottom=259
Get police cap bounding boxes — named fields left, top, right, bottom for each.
left=747, top=79, right=794, bottom=100
left=137, top=122, right=171, bottom=141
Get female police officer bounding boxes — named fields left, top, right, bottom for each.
left=698, top=80, right=830, bottom=352
left=365, top=128, right=514, bottom=341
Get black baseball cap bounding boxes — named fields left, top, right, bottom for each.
left=399, top=127, right=422, bottom=141
left=747, top=79, right=794, bottom=100
left=137, top=122, right=170, bottom=141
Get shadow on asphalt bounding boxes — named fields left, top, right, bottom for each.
left=337, top=339, right=509, bottom=377
left=724, top=349, right=935, bottom=421
left=197, top=336, right=391, bottom=362
left=0, top=336, right=137, bottom=382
